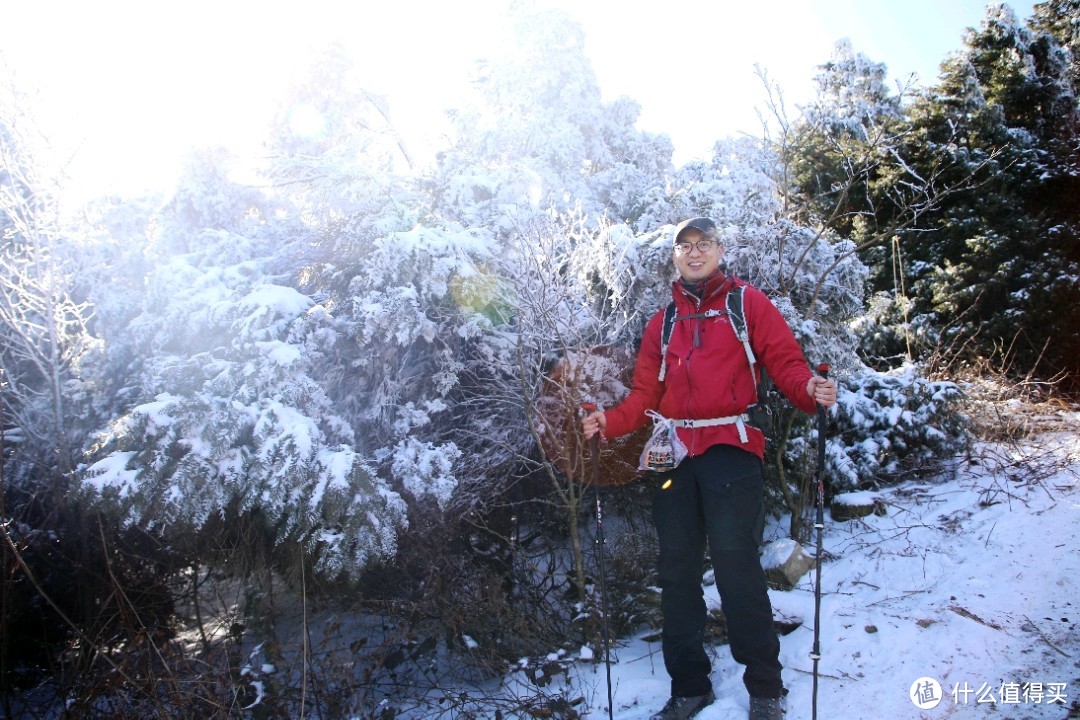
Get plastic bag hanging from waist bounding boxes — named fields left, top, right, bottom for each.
left=638, top=410, right=689, bottom=472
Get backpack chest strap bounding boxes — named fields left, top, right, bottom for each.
left=657, top=286, right=756, bottom=387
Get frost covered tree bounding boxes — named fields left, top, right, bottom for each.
left=1031, top=0, right=1080, bottom=92
left=778, top=40, right=993, bottom=336
left=431, top=5, right=673, bottom=230
left=0, top=70, right=141, bottom=687
left=787, top=39, right=907, bottom=238
left=265, top=42, right=422, bottom=224
left=880, top=4, right=1080, bottom=385
left=325, top=222, right=518, bottom=505
left=77, top=162, right=413, bottom=578
left=0, top=79, right=94, bottom=482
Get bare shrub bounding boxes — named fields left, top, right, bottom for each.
left=956, top=367, right=1074, bottom=444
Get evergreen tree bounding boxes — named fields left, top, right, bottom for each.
left=884, top=4, right=1080, bottom=385
left=766, top=40, right=979, bottom=370
left=1030, top=0, right=1080, bottom=99
left=265, top=42, right=422, bottom=224
left=78, top=158, right=415, bottom=578
left=788, top=40, right=907, bottom=240
left=1029, top=0, right=1080, bottom=389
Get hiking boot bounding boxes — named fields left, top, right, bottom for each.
left=650, top=689, right=715, bottom=720
left=748, top=695, right=784, bottom=719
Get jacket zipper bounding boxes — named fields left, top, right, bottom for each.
left=685, top=295, right=702, bottom=455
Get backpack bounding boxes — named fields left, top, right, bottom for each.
left=656, top=285, right=776, bottom=429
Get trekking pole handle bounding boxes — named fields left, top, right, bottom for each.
left=814, top=363, right=829, bottom=520
left=816, top=364, right=830, bottom=413
left=580, top=403, right=601, bottom=456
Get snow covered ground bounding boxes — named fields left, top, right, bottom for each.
left=535, top=424, right=1079, bottom=720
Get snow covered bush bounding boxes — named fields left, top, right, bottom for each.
left=328, top=222, right=530, bottom=506
left=823, top=365, right=968, bottom=491
left=78, top=226, right=410, bottom=578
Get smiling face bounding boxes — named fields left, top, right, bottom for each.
left=672, top=228, right=724, bottom=283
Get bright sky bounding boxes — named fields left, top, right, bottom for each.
left=1, top=0, right=1036, bottom=201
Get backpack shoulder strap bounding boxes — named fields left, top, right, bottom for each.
left=657, top=301, right=678, bottom=382
left=726, top=285, right=758, bottom=384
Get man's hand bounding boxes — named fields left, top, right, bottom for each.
left=582, top=410, right=607, bottom=439
left=807, top=376, right=837, bottom=409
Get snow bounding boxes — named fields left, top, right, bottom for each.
left=238, top=283, right=314, bottom=319
left=257, top=339, right=302, bottom=367
left=82, top=451, right=139, bottom=495
left=390, top=437, right=462, bottom=508
left=241, top=681, right=265, bottom=710
left=760, top=538, right=801, bottom=570
left=505, top=430, right=1079, bottom=720
left=831, top=490, right=882, bottom=507
left=254, top=400, right=318, bottom=461
left=132, top=392, right=183, bottom=431
left=310, top=446, right=357, bottom=507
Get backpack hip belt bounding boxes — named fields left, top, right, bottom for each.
left=672, top=413, right=751, bottom=443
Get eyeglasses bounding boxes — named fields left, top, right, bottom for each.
left=674, top=239, right=718, bottom=255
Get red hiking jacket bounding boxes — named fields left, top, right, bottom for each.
left=604, top=272, right=817, bottom=461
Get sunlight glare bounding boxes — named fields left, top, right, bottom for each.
left=287, top=104, right=327, bottom=140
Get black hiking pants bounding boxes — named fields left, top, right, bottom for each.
left=651, top=443, right=783, bottom=699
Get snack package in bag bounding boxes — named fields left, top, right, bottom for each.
left=638, top=410, right=688, bottom=472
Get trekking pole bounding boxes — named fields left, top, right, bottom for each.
left=580, top=402, right=615, bottom=720
left=811, top=364, right=830, bottom=720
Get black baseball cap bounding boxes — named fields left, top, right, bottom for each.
left=672, top=217, right=719, bottom=245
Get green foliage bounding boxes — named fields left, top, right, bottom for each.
left=788, top=40, right=907, bottom=240
left=821, top=366, right=968, bottom=491
left=848, top=5, right=1080, bottom=387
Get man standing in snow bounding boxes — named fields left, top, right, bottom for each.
left=581, top=217, right=836, bottom=720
